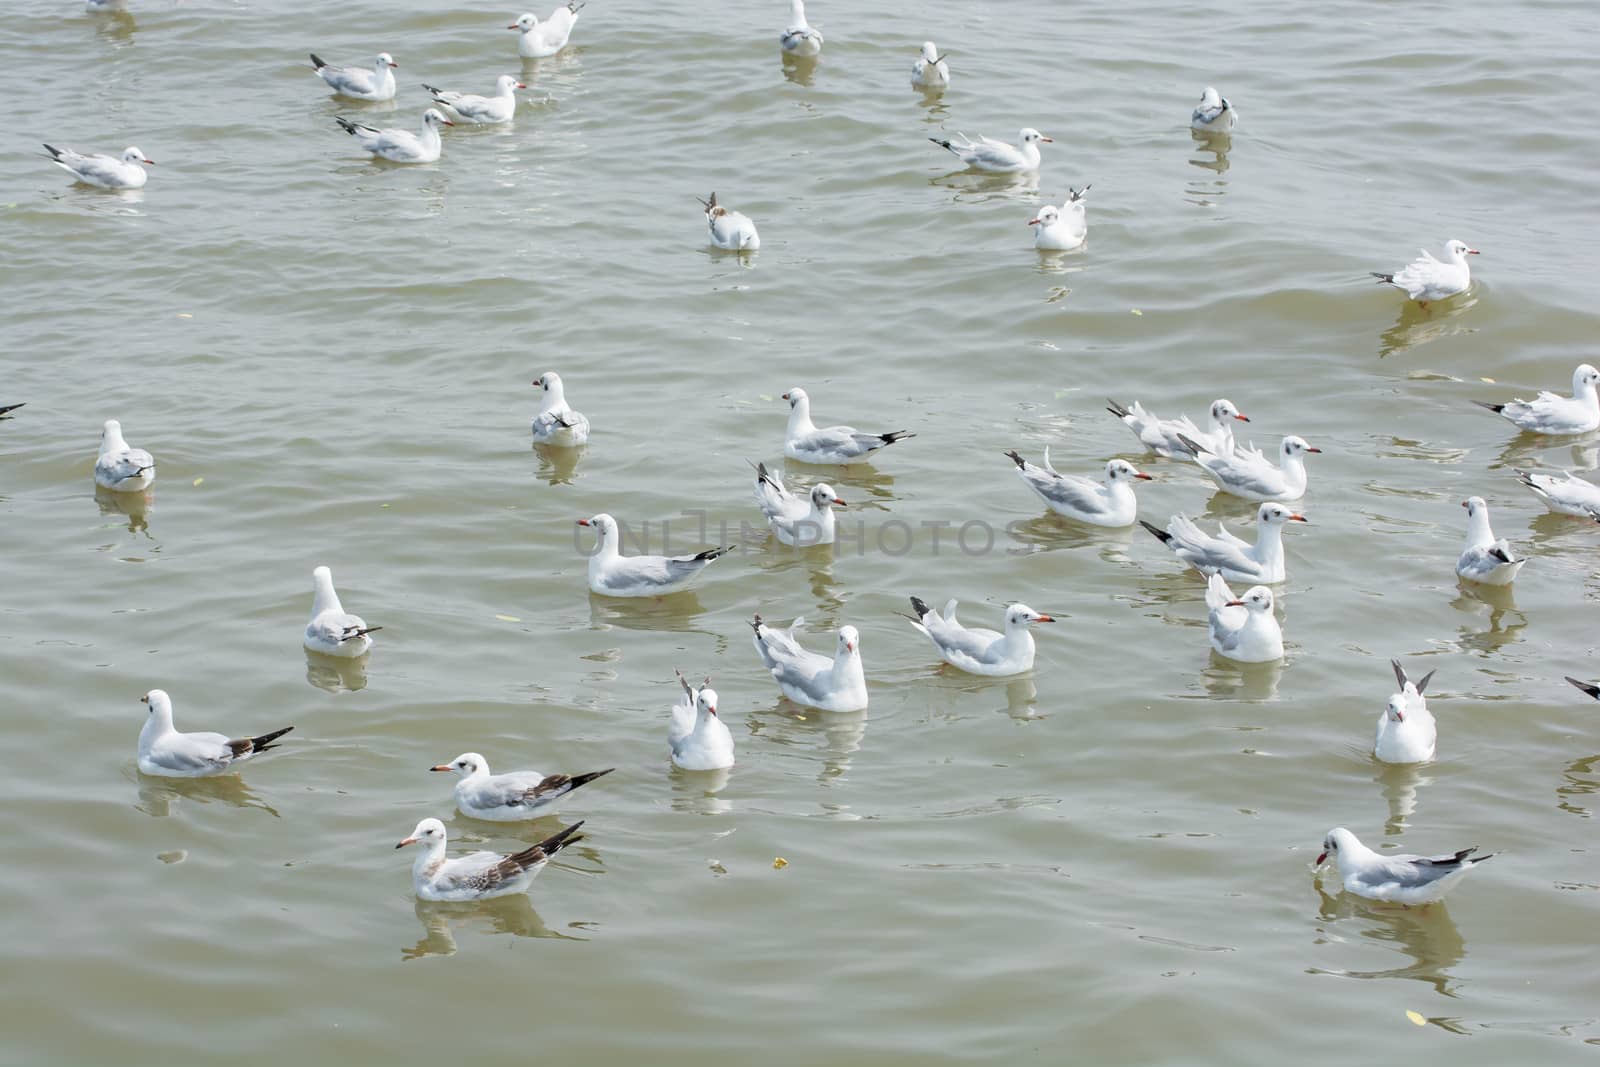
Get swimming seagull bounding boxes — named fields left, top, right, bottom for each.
left=750, top=614, right=867, bottom=711
left=781, top=387, right=915, bottom=465
left=430, top=753, right=613, bottom=821
left=1515, top=468, right=1600, bottom=517
left=531, top=372, right=589, bottom=446
left=1178, top=433, right=1320, bottom=502
left=903, top=598, right=1054, bottom=676
left=701, top=193, right=760, bottom=251
left=753, top=462, right=845, bottom=546
left=1140, top=502, right=1307, bottom=583
left=43, top=144, right=152, bottom=189
left=1004, top=450, right=1149, bottom=527
left=304, top=566, right=380, bottom=657
left=910, top=42, right=949, bottom=89
left=137, top=690, right=293, bottom=778
left=396, top=818, right=584, bottom=902
left=1371, top=240, right=1478, bottom=307
left=1375, top=659, right=1437, bottom=764
left=670, top=670, right=734, bottom=770
left=1455, top=496, right=1525, bottom=586
left=424, top=75, right=525, bottom=124
left=1315, top=827, right=1494, bottom=905
left=1473, top=364, right=1600, bottom=436
left=1029, top=186, right=1090, bottom=250
left=335, top=110, right=452, bottom=164
left=1107, top=397, right=1249, bottom=459
left=578, top=513, right=728, bottom=597
left=94, top=419, right=155, bottom=492
left=309, top=52, right=398, bottom=100
left=510, top=3, right=585, bottom=59
left=1191, top=87, right=1236, bottom=132
left=1204, top=572, right=1282, bottom=663
left=780, top=0, right=823, bottom=56
left=929, top=128, right=1052, bottom=174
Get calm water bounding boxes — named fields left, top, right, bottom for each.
left=4, top=0, right=1600, bottom=1062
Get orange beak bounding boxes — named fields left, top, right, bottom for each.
left=429, top=764, right=452, bottom=772
left=1225, top=599, right=1246, bottom=607
left=1289, top=513, right=1308, bottom=522
left=1306, top=446, right=1323, bottom=454
left=396, top=837, right=417, bottom=849
left=507, top=22, right=520, bottom=28
left=1133, top=471, right=1152, bottom=481
left=833, top=497, right=847, bottom=506
left=1234, top=413, right=1249, bottom=422
left=577, top=518, right=591, bottom=526
left=143, top=159, right=156, bottom=165
left=1466, top=248, right=1480, bottom=255
left=1027, top=217, right=1042, bottom=225
left=1035, top=614, right=1056, bottom=623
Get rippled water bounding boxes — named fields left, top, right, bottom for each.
left=5, top=0, right=1600, bottom=1062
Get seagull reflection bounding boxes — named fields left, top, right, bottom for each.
left=305, top=649, right=369, bottom=693
left=781, top=53, right=819, bottom=87
left=88, top=8, right=136, bottom=42
left=923, top=667, right=1045, bottom=720
left=1450, top=583, right=1526, bottom=654
left=1556, top=753, right=1600, bottom=818
left=1311, top=883, right=1466, bottom=995
left=750, top=702, right=867, bottom=785
left=669, top=765, right=732, bottom=813
left=134, top=772, right=280, bottom=818
left=533, top=442, right=584, bottom=485
left=403, top=894, right=585, bottom=961
left=749, top=552, right=842, bottom=613
left=95, top=486, right=152, bottom=535
left=1491, top=430, right=1600, bottom=474
left=1378, top=295, right=1478, bottom=359
left=1374, top=760, right=1434, bottom=834
left=1200, top=655, right=1283, bottom=701
left=931, top=168, right=1041, bottom=204
left=1006, top=512, right=1137, bottom=561
left=587, top=591, right=714, bottom=633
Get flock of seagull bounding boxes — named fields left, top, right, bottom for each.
left=46, top=0, right=1600, bottom=912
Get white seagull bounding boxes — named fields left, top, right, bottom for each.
left=670, top=670, right=734, bottom=771
left=1004, top=449, right=1150, bottom=527
left=1180, top=433, right=1320, bottom=503
left=304, top=566, right=380, bottom=657
left=1371, top=240, right=1478, bottom=307
left=430, top=752, right=612, bottom=821
left=753, top=462, right=845, bottom=546
left=1516, top=467, right=1600, bottom=517
left=335, top=110, right=452, bottom=164
left=750, top=614, right=867, bottom=712
left=578, top=513, right=728, bottom=597
left=531, top=372, right=590, bottom=446
left=1191, top=87, right=1236, bottom=132
left=1107, top=396, right=1249, bottom=459
left=94, top=419, right=155, bottom=492
left=510, top=3, right=584, bottom=59
left=397, top=818, right=584, bottom=902
left=929, top=128, right=1052, bottom=174
left=309, top=52, right=398, bottom=101
left=910, top=41, right=949, bottom=89
left=1315, top=828, right=1494, bottom=905
left=1205, top=572, right=1282, bottom=663
left=904, top=598, right=1054, bottom=676
left=1375, top=659, right=1437, bottom=764
left=781, top=387, right=915, bottom=465
left=137, top=690, right=293, bottom=779
left=43, top=144, right=152, bottom=190
left=1474, top=364, right=1600, bottom=436
left=780, top=0, right=823, bottom=56
left=424, top=75, right=524, bottom=124
left=1141, top=502, right=1307, bottom=583
left=1455, top=496, right=1524, bottom=586
left=701, top=192, right=760, bottom=251
left=1029, top=186, right=1090, bottom=251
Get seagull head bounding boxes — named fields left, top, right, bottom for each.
left=1199, top=86, right=1223, bottom=108
left=1224, top=586, right=1275, bottom=613
left=430, top=752, right=485, bottom=778
left=1282, top=435, right=1321, bottom=458
left=1259, top=503, right=1308, bottom=527
left=497, top=74, right=527, bottom=93
left=836, top=625, right=860, bottom=656
left=1211, top=398, right=1248, bottom=424
left=782, top=387, right=808, bottom=409
left=1445, top=238, right=1479, bottom=259
left=1019, top=127, right=1053, bottom=145
left=375, top=53, right=398, bottom=70
left=396, top=817, right=445, bottom=849
left=510, top=12, right=538, bottom=30
left=920, top=41, right=941, bottom=64
left=697, top=686, right=720, bottom=718
left=810, top=484, right=845, bottom=510
left=1461, top=495, right=1487, bottom=519
left=423, top=108, right=455, bottom=128
left=1006, top=604, right=1055, bottom=628
left=1315, top=827, right=1355, bottom=867
left=1105, top=459, right=1152, bottom=483
left=141, top=689, right=173, bottom=718
left=534, top=371, right=564, bottom=395
left=1575, top=363, right=1600, bottom=391
left=577, top=512, right=615, bottom=535
left=121, top=146, right=154, bottom=166
left=1385, top=696, right=1407, bottom=724
left=1028, top=205, right=1059, bottom=227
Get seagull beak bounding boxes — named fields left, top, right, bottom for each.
left=1289, top=513, right=1308, bottom=523
left=396, top=837, right=417, bottom=849
left=388, top=61, right=399, bottom=68
left=833, top=497, right=847, bottom=506
left=1039, top=136, right=1054, bottom=143
left=781, top=393, right=791, bottom=401
left=1034, top=614, right=1056, bottom=623
left=1225, top=599, right=1246, bottom=607
left=515, top=82, right=527, bottom=89
left=1027, top=217, right=1042, bottom=226
left=442, top=119, right=456, bottom=126
left=507, top=22, right=520, bottom=28
left=1461, top=500, right=1469, bottom=509
left=429, top=764, right=452, bottom=772
left=140, top=694, right=149, bottom=704
left=1315, top=851, right=1328, bottom=866
left=1234, top=413, right=1250, bottom=422
left=1306, top=447, right=1323, bottom=454
left=577, top=518, right=591, bottom=526
left=1394, top=709, right=1405, bottom=722
left=845, top=642, right=855, bottom=653
left=1467, top=248, right=1480, bottom=255
left=707, top=705, right=719, bottom=717
left=1133, top=471, right=1153, bottom=481
left=143, top=159, right=156, bottom=165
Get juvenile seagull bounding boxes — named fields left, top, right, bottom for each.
left=1455, top=496, right=1524, bottom=586
left=531, top=372, right=589, bottom=446
left=1029, top=186, right=1090, bottom=251
left=753, top=462, right=845, bottom=546
left=335, top=110, right=453, bottom=164
left=1205, top=572, right=1282, bottom=663
left=781, top=387, right=915, bottom=465
left=1140, top=502, right=1306, bottom=583
left=94, top=419, right=155, bottom=492
left=750, top=614, right=867, bottom=712
left=910, top=41, right=949, bottom=89
left=424, top=75, right=525, bottom=124
left=1107, top=397, right=1249, bottom=459
left=1371, top=240, right=1478, bottom=307
left=929, top=128, right=1052, bottom=174
left=1474, top=364, right=1600, bottom=436
left=396, top=818, right=584, bottom=902
left=1375, top=659, right=1437, bottom=764
left=780, top=0, right=823, bottom=56
left=304, top=566, right=381, bottom=657
left=578, top=513, right=728, bottom=597
left=1315, top=827, right=1494, bottom=905
left=137, top=690, right=293, bottom=779
left=1179, top=433, right=1320, bottom=503
left=701, top=193, right=760, bottom=251
left=1515, top=468, right=1600, bottom=517
left=904, top=598, right=1053, bottom=676
left=510, top=3, right=585, bottom=59
left=43, top=144, right=153, bottom=189
left=1191, top=87, right=1236, bottom=132
left=1004, top=450, right=1149, bottom=527
left=310, top=52, right=398, bottom=100
left=430, top=752, right=613, bottom=821
left=670, top=670, right=734, bottom=771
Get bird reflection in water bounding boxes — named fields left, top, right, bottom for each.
left=1449, top=583, right=1525, bottom=654
left=1006, top=512, right=1136, bottom=562
left=533, top=442, right=584, bottom=486
left=305, top=650, right=369, bottom=693
left=1311, top=882, right=1467, bottom=997
left=1200, top=656, right=1283, bottom=702
left=587, top=591, right=712, bottom=633
left=781, top=54, right=819, bottom=87
left=1186, top=130, right=1230, bottom=207
left=1378, top=294, right=1479, bottom=359
left=134, top=771, right=280, bottom=818
left=1556, top=753, right=1600, bottom=818
left=96, top=486, right=153, bottom=536
left=403, top=894, right=587, bottom=961
left=1492, top=430, right=1600, bottom=475
left=669, top=765, right=732, bottom=814
left=1374, top=760, right=1434, bottom=834
left=750, top=701, right=867, bottom=786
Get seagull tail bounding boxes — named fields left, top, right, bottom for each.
left=1138, top=519, right=1173, bottom=546
left=929, top=137, right=956, bottom=154
left=248, top=725, right=295, bottom=753
left=1105, top=398, right=1131, bottom=419
left=1173, top=432, right=1207, bottom=458
left=1369, top=272, right=1395, bottom=285
left=340, top=625, right=382, bottom=642
left=1003, top=449, right=1027, bottom=470
left=335, top=117, right=359, bottom=135
left=42, top=143, right=64, bottom=160
left=0, top=403, right=23, bottom=418
left=309, top=53, right=327, bottom=71
left=1472, top=400, right=1506, bottom=415
left=880, top=430, right=915, bottom=445
left=567, top=768, right=615, bottom=791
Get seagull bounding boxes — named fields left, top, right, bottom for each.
left=781, top=387, right=915, bottom=465
left=1107, top=397, right=1249, bottom=458
left=910, top=41, right=949, bottom=89
left=1004, top=450, right=1149, bottom=527
left=670, top=670, right=734, bottom=771
left=1515, top=468, right=1600, bottom=517
left=753, top=462, right=844, bottom=546
left=424, top=75, right=525, bottom=124
left=94, top=419, right=155, bottom=492
left=700, top=193, right=760, bottom=251
left=304, top=565, right=380, bottom=657
left=750, top=614, right=867, bottom=712
left=1179, top=433, right=1320, bottom=502
left=137, top=690, right=293, bottom=778
left=903, top=598, right=1053, bottom=676
left=1140, top=502, right=1307, bottom=583
left=1029, top=186, right=1089, bottom=251
left=1455, top=496, right=1525, bottom=586
left=578, top=513, right=728, bottom=597
left=397, top=818, right=584, bottom=902
left=1375, top=659, right=1437, bottom=764
left=309, top=52, right=398, bottom=100
left=1191, top=86, right=1236, bottom=132
left=335, top=110, right=452, bottom=164
left=511, top=3, right=585, bottom=59
left=430, top=753, right=613, bottom=821
left=1315, top=827, right=1494, bottom=905
left=0, top=403, right=24, bottom=420
left=1205, top=572, right=1282, bottom=663
left=1566, top=676, right=1600, bottom=701
left=929, top=128, right=1052, bottom=174
left=43, top=144, right=152, bottom=190
left=780, top=0, right=823, bottom=56
left=1371, top=240, right=1478, bottom=307
left=1474, top=364, right=1600, bottom=436
left=531, top=372, right=589, bottom=446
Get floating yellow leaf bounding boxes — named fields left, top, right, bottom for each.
left=176, top=313, right=193, bottom=319
left=495, top=614, right=521, bottom=623
left=191, top=477, right=203, bottom=487
left=1405, top=1010, right=1426, bottom=1027
left=1131, top=308, right=1143, bottom=316
left=772, top=857, right=789, bottom=870
left=1479, top=377, right=1495, bottom=383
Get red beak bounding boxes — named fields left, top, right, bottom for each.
left=429, top=764, right=452, bottom=772
left=577, top=518, right=591, bottom=526
left=515, top=82, right=527, bottom=89
left=1225, top=599, right=1245, bottom=607
left=1133, top=471, right=1152, bottom=480
left=1466, top=248, right=1480, bottom=255
left=507, top=23, right=520, bottom=28
left=781, top=393, right=791, bottom=400
left=1315, top=851, right=1328, bottom=865
left=845, top=642, right=855, bottom=652
left=833, top=498, right=847, bottom=506
left=1035, top=614, right=1055, bottom=623
left=1289, top=513, right=1307, bottom=522
left=1039, top=136, right=1054, bottom=143
left=1394, top=710, right=1405, bottom=722
left=1461, top=500, right=1469, bottom=509
left=143, top=159, right=156, bottom=165
left=1306, top=447, right=1323, bottom=453
left=441, top=119, right=456, bottom=126
left=1027, top=217, right=1042, bottom=225
left=1234, top=413, right=1250, bottom=422
left=388, top=61, right=399, bottom=68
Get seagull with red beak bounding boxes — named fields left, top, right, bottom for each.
left=749, top=614, right=867, bottom=712
left=1204, top=572, right=1282, bottom=663
left=904, top=598, right=1055, bottom=676
left=669, top=670, right=733, bottom=770
left=929, top=127, right=1053, bottom=174
left=1004, top=450, right=1149, bottom=527
left=1370, top=239, right=1478, bottom=307
left=1315, top=828, right=1494, bottom=905
left=1374, top=659, right=1437, bottom=764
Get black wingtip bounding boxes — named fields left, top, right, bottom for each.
left=880, top=430, right=916, bottom=445
left=1138, top=519, right=1172, bottom=545
left=1105, top=397, right=1130, bottom=419
left=335, top=116, right=357, bottom=134
left=1472, top=400, right=1506, bottom=414
left=1003, top=449, right=1026, bottom=469
left=309, top=53, right=326, bottom=70
left=693, top=546, right=730, bottom=563
left=42, top=143, right=63, bottom=160
left=1567, top=676, right=1600, bottom=700
left=1370, top=272, right=1395, bottom=284
left=421, top=83, right=442, bottom=94
left=749, top=613, right=763, bottom=633
left=1488, top=545, right=1515, bottom=564
left=1173, top=433, right=1206, bottom=458
left=250, top=725, right=295, bottom=753
left=0, top=403, right=26, bottom=418
left=539, top=820, right=586, bottom=856
left=569, top=768, right=615, bottom=790
left=929, top=137, right=954, bottom=151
